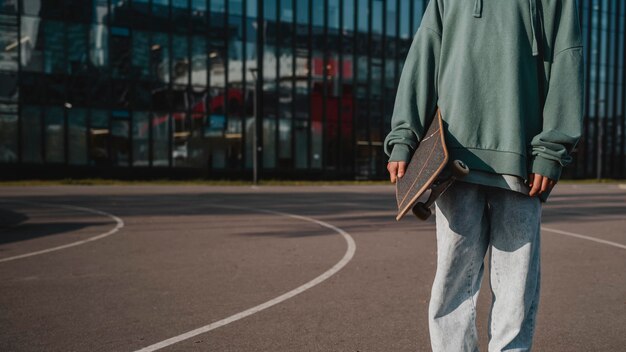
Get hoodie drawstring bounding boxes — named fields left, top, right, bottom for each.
left=473, top=0, right=541, bottom=57
left=528, top=0, right=540, bottom=56
left=473, top=0, right=482, bottom=18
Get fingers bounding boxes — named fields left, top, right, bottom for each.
left=529, top=173, right=542, bottom=197
left=387, top=162, right=398, bottom=183
left=398, top=162, right=406, bottom=178
left=387, top=161, right=407, bottom=184
left=528, top=173, right=557, bottom=197
left=541, top=176, right=549, bottom=194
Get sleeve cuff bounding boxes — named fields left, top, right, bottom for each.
left=530, top=155, right=563, bottom=181
left=388, top=144, right=412, bottom=163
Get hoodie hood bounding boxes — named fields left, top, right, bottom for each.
left=473, top=0, right=541, bottom=56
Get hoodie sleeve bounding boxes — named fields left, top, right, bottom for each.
left=383, top=2, right=442, bottom=163
left=529, top=1, right=584, bottom=181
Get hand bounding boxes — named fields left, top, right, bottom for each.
left=387, top=161, right=407, bottom=184
left=527, top=173, right=557, bottom=197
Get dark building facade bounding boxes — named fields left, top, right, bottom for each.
left=0, top=0, right=624, bottom=180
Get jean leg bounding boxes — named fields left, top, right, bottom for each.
left=486, top=187, right=542, bottom=352
left=430, top=181, right=491, bottom=352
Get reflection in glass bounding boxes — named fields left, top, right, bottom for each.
left=90, top=110, right=110, bottom=165
left=44, top=106, right=64, bottom=163
left=67, top=23, right=88, bottom=74
left=0, top=14, right=18, bottom=71
left=0, top=113, right=18, bottom=162
left=90, top=24, right=108, bottom=67
left=93, top=0, right=108, bottom=23
left=111, top=113, right=130, bottom=166
left=172, top=34, right=189, bottom=85
left=20, top=16, right=43, bottom=72
left=172, top=112, right=190, bottom=167
left=1, top=0, right=18, bottom=13
left=21, top=106, right=42, bottom=163
left=68, top=108, right=88, bottom=165
left=152, top=0, right=170, bottom=19
left=132, top=31, right=151, bottom=79
left=152, top=32, right=170, bottom=83
left=132, top=111, right=150, bottom=166
left=110, top=27, right=131, bottom=78
left=191, top=35, right=207, bottom=86
left=44, top=21, right=66, bottom=74
left=152, top=111, right=170, bottom=166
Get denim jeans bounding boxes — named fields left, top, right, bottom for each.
left=429, top=181, right=542, bottom=352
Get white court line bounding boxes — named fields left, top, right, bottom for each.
left=134, top=204, right=357, bottom=352
left=541, top=226, right=626, bottom=250
left=339, top=202, right=626, bottom=250
left=0, top=200, right=124, bottom=263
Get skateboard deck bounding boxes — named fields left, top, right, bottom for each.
left=395, top=107, right=468, bottom=221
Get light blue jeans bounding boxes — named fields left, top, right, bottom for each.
left=429, top=181, right=542, bottom=352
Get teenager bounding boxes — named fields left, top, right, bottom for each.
left=384, top=1, right=584, bottom=351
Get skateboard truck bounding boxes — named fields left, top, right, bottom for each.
left=411, top=160, right=470, bottom=220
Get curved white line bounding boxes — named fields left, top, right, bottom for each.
left=0, top=201, right=124, bottom=263
left=542, top=226, right=626, bottom=250
left=134, top=204, right=357, bottom=352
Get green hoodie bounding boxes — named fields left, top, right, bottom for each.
left=383, top=0, right=584, bottom=185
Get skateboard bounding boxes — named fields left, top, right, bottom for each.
left=395, top=107, right=469, bottom=221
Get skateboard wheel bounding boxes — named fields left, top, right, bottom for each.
left=452, top=160, right=470, bottom=178
left=412, top=202, right=432, bottom=220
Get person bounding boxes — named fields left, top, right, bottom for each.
left=383, top=1, right=584, bottom=351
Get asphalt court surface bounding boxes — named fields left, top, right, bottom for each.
left=0, top=183, right=624, bottom=351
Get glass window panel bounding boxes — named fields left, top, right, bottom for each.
left=0, top=0, right=18, bottom=14
left=0, top=71, right=17, bottom=103
left=229, top=0, right=243, bottom=16
left=173, top=112, right=190, bottom=166
left=0, top=112, right=18, bottom=162
left=358, top=0, right=367, bottom=32
left=328, top=0, right=339, bottom=29
left=280, top=0, right=293, bottom=22
left=191, top=35, right=207, bottom=86
left=152, top=32, right=170, bottom=83
left=173, top=0, right=189, bottom=26
left=152, top=0, right=170, bottom=19
left=296, top=0, right=307, bottom=25
left=192, top=0, right=207, bottom=12
left=264, top=0, right=276, bottom=20
left=132, top=111, right=150, bottom=166
left=172, top=34, right=189, bottom=85
left=152, top=111, right=170, bottom=166
left=247, top=0, right=257, bottom=16
left=373, top=0, right=382, bottom=34
left=22, top=0, right=42, bottom=16
left=132, top=30, right=151, bottom=79
left=111, top=117, right=130, bottom=166
left=44, top=106, right=64, bottom=163
left=21, top=106, right=42, bottom=163
left=43, top=20, right=66, bottom=74
left=0, top=14, right=18, bottom=71
left=89, top=109, right=110, bottom=165
left=110, top=27, right=131, bottom=77
left=312, top=0, right=323, bottom=27
left=67, top=108, right=88, bottom=165
left=93, top=0, right=108, bottom=23
left=66, top=0, right=93, bottom=22
left=21, top=16, right=44, bottom=72
left=67, top=23, right=88, bottom=74
left=294, top=118, right=308, bottom=169
left=262, top=117, right=276, bottom=168
left=400, top=0, right=410, bottom=38
left=211, top=0, right=225, bottom=13
left=90, top=24, right=108, bottom=67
